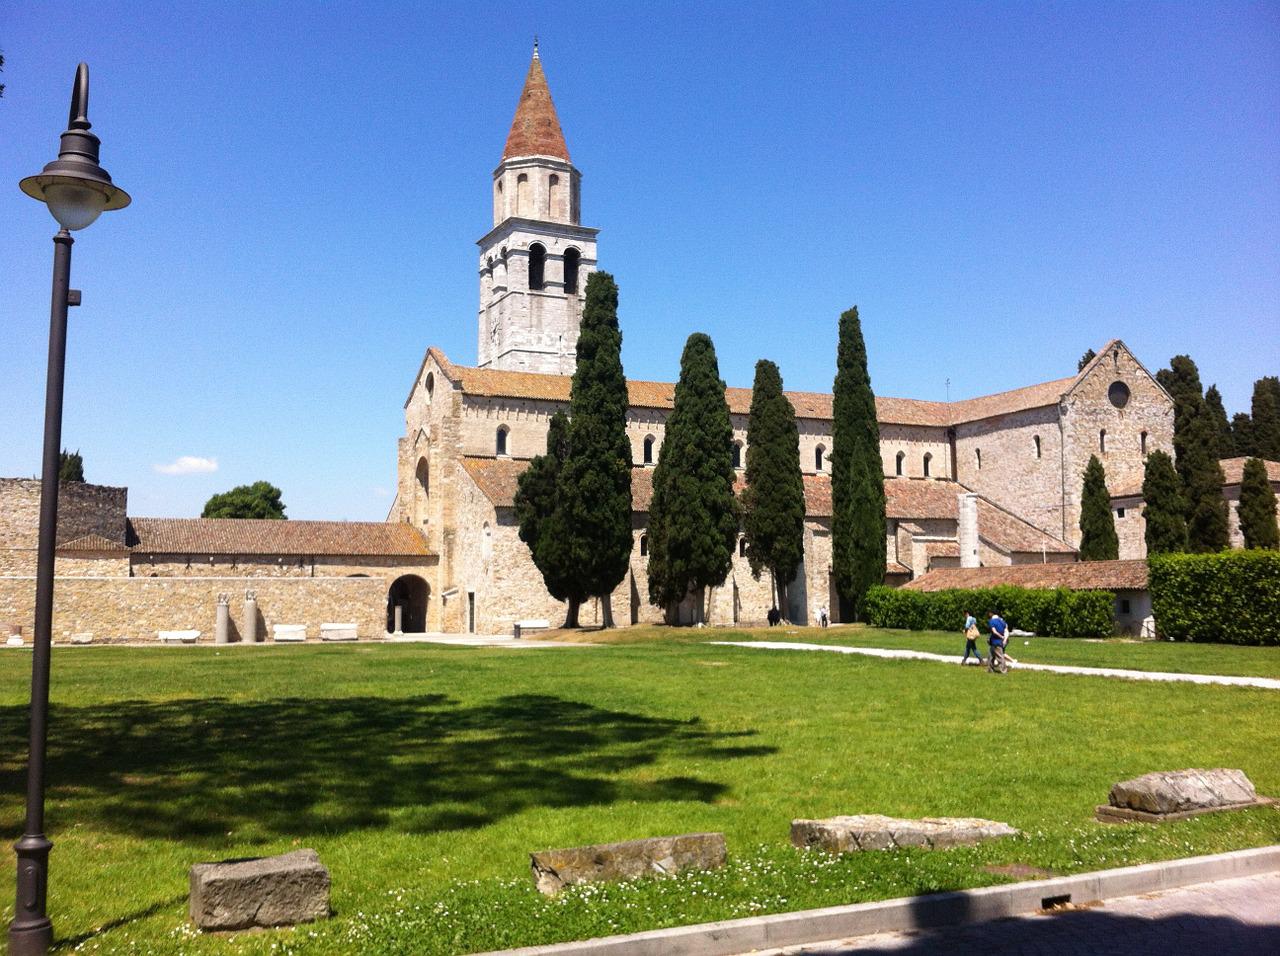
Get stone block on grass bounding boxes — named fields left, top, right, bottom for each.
left=189, top=849, right=330, bottom=930
left=1097, top=768, right=1271, bottom=822
left=791, top=815, right=1019, bottom=853
left=530, top=832, right=726, bottom=895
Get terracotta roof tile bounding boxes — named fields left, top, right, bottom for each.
left=127, top=518, right=431, bottom=557
left=434, top=351, right=1074, bottom=427
left=55, top=533, right=129, bottom=554
left=902, top=559, right=1147, bottom=592
left=887, top=560, right=912, bottom=575
left=502, top=54, right=570, bottom=162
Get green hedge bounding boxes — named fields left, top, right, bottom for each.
left=1148, top=550, right=1280, bottom=645
left=865, top=584, right=1115, bottom=638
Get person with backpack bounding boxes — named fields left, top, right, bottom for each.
left=961, top=611, right=984, bottom=665
left=987, top=611, right=1009, bottom=673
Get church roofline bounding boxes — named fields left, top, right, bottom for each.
left=502, top=52, right=571, bottom=163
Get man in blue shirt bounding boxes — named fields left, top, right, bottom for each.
left=987, top=611, right=1009, bottom=673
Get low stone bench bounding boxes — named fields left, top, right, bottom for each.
left=158, top=630, right=200, bottom=644
left=272, top=624, right=307, bottom=642
left=320, top=623, right=357, bottom=642
left=190, top=849, right=330, bottom=930
left=530, top=832, right=727, bottom=895
left=69, top=632, right=94, bottom=645
left=1097, top=768, right=1274, bottom=823
left=514, top=618, right=551, bottom=639
left=791, top=815, right=1019, bottom=853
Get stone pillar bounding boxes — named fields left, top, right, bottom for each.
left=393, top=604, right=403, bottom=635
left=958, top=493, right=980, bottom=568
left=242, top=590, right=258, bottom=644
left=215, top=594, right=230, bottom=645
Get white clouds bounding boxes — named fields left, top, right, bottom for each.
left=154, top=456, right=218, bottom=476
left=372, top=486, right=391, bottom=498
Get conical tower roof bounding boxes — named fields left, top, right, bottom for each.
left=502, top=49, right=571, bottom=162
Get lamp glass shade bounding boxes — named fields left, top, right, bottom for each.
left=42, top=181, right=110, bottom=231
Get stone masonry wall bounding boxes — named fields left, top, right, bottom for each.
left=0, top=575, right=386, bottom=643
left=0, top=479, right=128, bottom=575
left=954, top=405, right=1062, bottom=538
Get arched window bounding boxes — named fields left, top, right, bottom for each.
left=1100, top=429, right=1107, bottom=454
left=516, top=173, right=529, bottom=216
left=528, top=243, right=546, bottom=291
left=733, top=441, right=743, bottom=469
left=738, top=535, right=747, bottom=557
left=1034, top=435, right=1041, bottom=459
left=1141, top=431, right=1148, bottom=455
left=639, top=534, right=648, bottom=557
left=425, top=372, right=434, bottom=400
left=643, top=434, right=655, bottom=465
left=895, top=451, right=905, bottom=476
left=815, top=444, right=826, bottom=472
left=563, top=247, right=580, bottom=294
left=481, top=521, right=492, bottom=561
left=923, top=452, right=932, bottom=477
left=496, top=426, right=509, bottom=456
left=976, top=448, right=982, bottom=471
left=547, top=173, right=559, bottom=217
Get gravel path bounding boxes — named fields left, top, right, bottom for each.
left=712, top=641, right=1280, bottom=690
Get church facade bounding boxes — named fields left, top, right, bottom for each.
left=389, top=51, right=1178, bottom=634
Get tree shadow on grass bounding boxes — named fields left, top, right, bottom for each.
left=0, top=694, right=773, bottom=843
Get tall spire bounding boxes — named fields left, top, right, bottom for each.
left=502, top=49, right=570, bottom=162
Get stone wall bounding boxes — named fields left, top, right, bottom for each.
left=954, top=404, right=1062, bottom=538
left=128, top=554, right=434, bottom=579
left=0, top=575, right=386, bottom=643
left=1061, top=345, right=1173, bottom=549
left=0, top=479, right=128, bottom=575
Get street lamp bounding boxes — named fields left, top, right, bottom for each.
left=11, top=62, right=130, bottom=956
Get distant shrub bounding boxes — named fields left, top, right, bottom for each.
left=865, top=585, right=1114, bottom=638
left=1148, top=550, right=1280, bottom=645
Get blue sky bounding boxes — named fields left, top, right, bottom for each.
left=2, top=1, right=1277, bottom=520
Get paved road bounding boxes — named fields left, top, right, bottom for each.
left=713, top=641, right=1280, bottom=690
left=744, top=872, right=1280, bottom=955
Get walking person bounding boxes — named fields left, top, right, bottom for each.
left=820, top=605, right=829, bottom=628
left=961, top=611, right=984, bottom=665
left=987, top=611, right=1009, bottom=674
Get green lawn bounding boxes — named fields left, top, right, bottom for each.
left=738, top=625, right=1280, bottom=678
left=1, top=640, right=1277, bottom=955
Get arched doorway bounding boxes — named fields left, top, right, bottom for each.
left=387, top=574, right=429, bottom=633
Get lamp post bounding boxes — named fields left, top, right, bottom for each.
left=12, top=63, right=130, bottom=956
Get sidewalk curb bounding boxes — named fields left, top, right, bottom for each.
left=470, top=844, right=1280, bottom=956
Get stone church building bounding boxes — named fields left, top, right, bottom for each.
left=387, top=51, right=1179, bottom=633
left=7, top=50, right=1272, bottom=643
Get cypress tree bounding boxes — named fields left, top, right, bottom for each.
left=1078, top=455, right=1119, bottom=560
left=1141, top=450, right=1187, bottom=555
left=555, top=271, right=634, bottom=627
left=1232, top=413, right=1255, bottom=458
left=646, top=333, right=738, bottom=624
left=1251, top=376, right=1280, bottom=462
left=58, top=448, right=84, bottom=482
left=1077, top=348, right=1097, bottom=373
left=1204, top=385, right=1234, bottom=459
left=514, top=411, right=588, bottom=625
left=742, top=359, right=805, bottom=617
left=1238, top=457, right=1279, bottom=549
left=1159, top=355, right=1229, bottom=552
left=831, top=306, right=886, bottom=621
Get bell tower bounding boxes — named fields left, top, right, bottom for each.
left=477, top=45, right=599, bottom=373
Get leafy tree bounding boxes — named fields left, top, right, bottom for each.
left=554, top=271, right=634, bottom=627
left=201, top=481, right=286, bottom=519
left=1238, top=457, right=1279, bottom=550
left=1204, top=385, right=1234, bottom=459
left=1078, top=455, right=1119, bottom=560
left=646, top=333, right=738, bottom=624
left=1158, top=355, right=1228, bottom=552
left=514, top=411, right=588, bottom=626
left=831, top=306, right=886, bottom=621
left=1077, top=348, right=1097, bottom=373
left=1232, top=413, right=1255, bottom=458
left=1251, top=376, right=1280, bottom=462
left=58, top=448, right=84, bottom=483
left=1141, top=450, right=1187, bottom=555
left=742, top=359, right=805, bottom=617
